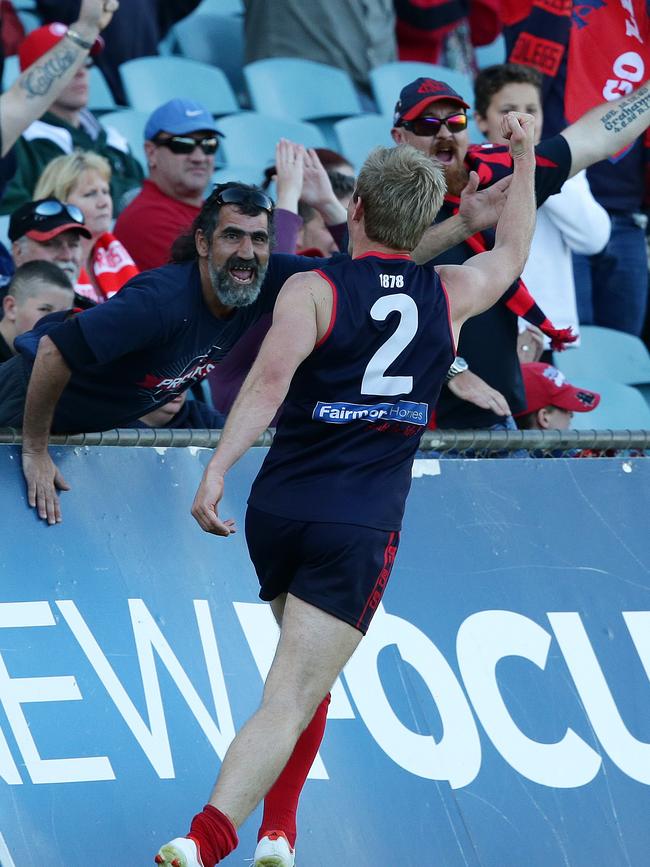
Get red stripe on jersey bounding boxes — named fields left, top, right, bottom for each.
left=313, top=269, right=338, bottom=348
left=356, top=531, right=399, bottom=630
left=355, top=250, right=412, bottom=260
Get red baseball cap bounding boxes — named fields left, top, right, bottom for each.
left=19, top=22, right=104, bottom=72
left=516, top=362, right=601, bottom=416
left=393, top=78, right=470, bottom=126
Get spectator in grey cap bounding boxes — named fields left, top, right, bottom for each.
left=114, top=98, right=224, bottom=271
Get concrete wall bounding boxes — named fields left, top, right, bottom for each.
left=1, top=445, right=649, bottom=866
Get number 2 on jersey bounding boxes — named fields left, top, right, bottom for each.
left=361, top=293, right=418, bottom=396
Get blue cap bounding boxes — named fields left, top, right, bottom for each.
left=144, top=98, right=222, bottom=140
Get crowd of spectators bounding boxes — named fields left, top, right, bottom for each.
left=0, top=0, right=649, bottom=459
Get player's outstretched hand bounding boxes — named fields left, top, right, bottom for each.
left=22, top=450, right=70, bottom=525
left=446, top=369, right=511, bottom=417
left=191, top=467, right=236, bottom=536
left=501, top=112, right=535, bottom=159
left=459, top=170, right=512, bottom=233
left=78, top=0, right=119, bottom=32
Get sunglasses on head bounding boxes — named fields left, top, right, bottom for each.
left=32, top=199, right=85, bottom=224
left=208, top=185, right=274, bottom=213
left=401, top=113, right=468, bottom=136
left=154, top=135, right=220, bottom=156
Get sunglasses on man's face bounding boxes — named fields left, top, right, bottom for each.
left=401, top=113, right=468, bottom=137
left=32, top=199, right=85, bottom=224
left=155, top=135, right=220, bottom=156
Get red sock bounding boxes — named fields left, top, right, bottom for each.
left=258, top=693, right=331, bottom=849
left=188, top=804, right=238, bottom=866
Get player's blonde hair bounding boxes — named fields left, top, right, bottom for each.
left=354, top=145, right=446, bottom=251
left=34, top=150, right=112, bottom=203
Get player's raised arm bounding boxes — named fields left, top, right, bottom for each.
left=191, top=271, right=330, bottom=536
left=437, top=112, right=536, bottom=337
left=563, top=81, right=650, bottom=177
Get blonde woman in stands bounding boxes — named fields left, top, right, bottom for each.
left=34, top=150, right=138, bottom=304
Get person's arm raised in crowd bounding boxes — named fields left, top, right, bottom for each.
left=437, top=112, right=536, bottom=339
left=564, top=82, right=650, bottom=177
left=1, top=0, right=119, bottom=156
left=300, top=148, right=347, bottom=227
left=21, top=336, right=72, bottom=525
left=191, top=271, right=328, bottom=536
left=412, top=172, right=512, bottom=264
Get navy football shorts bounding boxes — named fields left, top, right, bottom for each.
left=245, top=506, right=400, bottom=634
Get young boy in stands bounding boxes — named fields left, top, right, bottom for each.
left=515, top=362, right=600, bottom=430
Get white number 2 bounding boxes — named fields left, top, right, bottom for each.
left=361, top=294, right=418, bottom=396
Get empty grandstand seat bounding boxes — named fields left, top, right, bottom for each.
left=244, top=58, right=363, bottom=122
left=569, top=378, right=650, bottom=430
left=556, top=326, right=650, bottom=407
left=217, top=112, right=325, bottom=169
left=370, top=62, right=474, bottom=117
left=0, top=214, right=10, bottom=251
left=2, top=54, right=20, bottom=91
left=119, top=57, right=240, bottom=117
left=100, top=110, right=150, bottom=171
left=475, top=35, right=506, bottom=69
left=173, top=13, right=246, bottom=102
left=212, top=164, right=265, bottom=186
left=88, top=65, right=117, bottom=112
left=333, top=115, right=394, bottom=172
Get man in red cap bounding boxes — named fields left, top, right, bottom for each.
left=515, top=362, right=600, bottom=430
left=0, top=16, right=143, bottom=217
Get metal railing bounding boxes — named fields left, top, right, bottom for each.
left=1, top=427, right=648, bottom=453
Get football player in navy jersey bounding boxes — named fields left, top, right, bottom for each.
left=154, top=114, right=537, bottom=867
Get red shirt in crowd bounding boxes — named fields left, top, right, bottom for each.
left=113, top=179, right=201, bottom=272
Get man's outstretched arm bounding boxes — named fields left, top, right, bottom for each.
left=437, top=112, right=537, bottom=335
left=191, top=272, right=328, bottom=536
left=563, top=82, right=650, bottom=177
left=21, top=336, right=72, bottom=525
left=1, top=0, right=119, bottom=156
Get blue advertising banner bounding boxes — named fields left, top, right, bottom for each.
left=1, top=445, right=649, bottom=867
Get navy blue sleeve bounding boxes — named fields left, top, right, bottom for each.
left=260, top=252, right=334, bottom=312
left=49, top=318, right=99, bottom=369
left=75, top=279, right=167, bottom=365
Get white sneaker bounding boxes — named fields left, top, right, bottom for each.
left=253, top=831, right=295, bottom=867
left=154, top=836, right=205, bottom=867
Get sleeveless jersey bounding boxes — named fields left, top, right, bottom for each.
left=248, top=252, right=456, bottom=531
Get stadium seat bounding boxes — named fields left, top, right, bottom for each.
left=88, top=65, right=117, bottom=112
left=100, top=110, right=149, bottom=171
left=119, top=57, right=240, bottom=117
left=173, top=14, right=246, bottom=102
left=569, top=378, right=650, bottom=430
left=244, top=58, right=363, bottom=123
left=217, top=112, right=325, bottom=169
left=556, top=326, right=650, bottom=407
left=212, top=164, right=265, bottom=187
left=475, top=35, right=506, bottom=69
left=2, top=54, right=20, bottom=91
left=0, top=214, right=10, bottom=250
left=195, top=0, right=243, bottom=13
left=370, top=62, right=474, bottom=117
left=333, top=115, right=394, bottom=172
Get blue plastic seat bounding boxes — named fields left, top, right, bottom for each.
left=2, top=55, right=20, bottom=91
left=557, top=326, right=650, bottom=385
left=100, top=110, right=150, bottom=171
left=172, top=14, right=246, bottom=103
left=475, top=35, right=506, bottom=69
left=212, top=164, right=265, bottom=187
left=119, top=57, right=240, bottom=117
left=244, top=58, right=363, bottom=122
left=88, top=65, right=117, bottom=112
left=370, top=62, right=474, bottom=117
left=217, top=112, right=325, bottom=169
left=333, top=115, right=395, bottom=173
left=569, top=378, right=650, bottom=430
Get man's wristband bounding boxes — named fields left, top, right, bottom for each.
left=65, top=28, right=95, bottom=50
left=446, top=356, right=468, bottom=382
